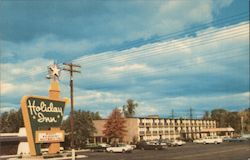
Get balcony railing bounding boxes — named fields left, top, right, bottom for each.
left=146, top=131, right=151, bottom=136
left=146, top=123, right=151, bottom=127
left=152, top=124, right=158, bottom=128
left=139, top=131, right=145, bottom=135
left=153, top=132, right=158, bottom=136
left=158, top=123, right=164, bottom=128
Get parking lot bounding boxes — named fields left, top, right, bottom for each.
left=79, top=142, right=250, bottom=160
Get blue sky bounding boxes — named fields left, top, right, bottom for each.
left=0, top=0, right=249, bottom=118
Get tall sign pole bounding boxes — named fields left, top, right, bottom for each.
left=63, top=63, right=81, bottom=149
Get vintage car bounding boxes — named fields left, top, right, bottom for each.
left=193, top=136, right=223, bottom=144
left=106, top=143, right=133, bottom=153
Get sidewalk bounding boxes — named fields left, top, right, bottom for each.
left=0, top=149, right=89, bottom=160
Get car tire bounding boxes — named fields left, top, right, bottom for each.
left=141, top=147, right=144, bottom=150
left=122, top=149, right=125, bottom=153
left=214, top=141, right=218, bottom=144
left=110, top=150, right=113, bottom=153
left=203, top=142, right=206, bottom=144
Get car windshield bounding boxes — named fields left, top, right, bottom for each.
left=118, top=144, right=126, bottom=147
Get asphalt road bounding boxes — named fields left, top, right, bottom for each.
left=78, top=142, right=250, bottom=160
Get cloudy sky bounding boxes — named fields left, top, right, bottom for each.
left=0, top=0, right=249, bottom=118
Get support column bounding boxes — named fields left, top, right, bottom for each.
left=48, top=80, right=61, bottom=154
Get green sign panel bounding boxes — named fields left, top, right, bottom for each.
left=24, top=96, right=66, bottom=155
left=26, top=97, right=65, bottom=127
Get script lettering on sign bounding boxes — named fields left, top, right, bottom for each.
left=27, top=100, right=63, bottom=123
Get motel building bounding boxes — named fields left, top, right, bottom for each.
left=92, top=116, right=234, bottom=144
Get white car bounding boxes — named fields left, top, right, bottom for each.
left=193, top=136, right=223, bottom=144
left=174, top=140, right=186, bottom=146
left=106, top=143, right=133, bottom=153
left=169, top=140, right=186, bottom=146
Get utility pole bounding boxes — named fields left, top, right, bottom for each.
left=189, top=108, right=193, bottom=119
left=63, top=63, right=81, bottom=149
left=241, top=116, right=244, bottom=135
left=171, top=109, right=174, bottom=119
left=189, top=107, right=193, bottom=140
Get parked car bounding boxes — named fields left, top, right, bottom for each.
left=161, top=139, right=185, bottom=147
left=85, top=143, right=110, bottom=152
left=193, top=136, right=223, bottom=144
left=223, top=137, right=248, bottom=142
left=130, top=144, right=137, bottom=149
left=106, top=143, right=133, bottom=153
left=169, top=140, right=186, bottom=146
left=136, top=141, right=163, bottom=150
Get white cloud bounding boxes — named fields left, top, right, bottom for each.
left=74, top=90, right=125, bottom=107
left=108, top=64, right=153, bottom=73
left=0, top=81, right=15, bottom=94
left=1, top=58, right=53, bottom=81
left=0, top=80, right=48, bottom=97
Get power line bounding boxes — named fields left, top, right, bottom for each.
left=69, top=12, right=248, bottom=63
left=3, top=13, right=248, bottom=79
left=73, top=22, right=249, bottom=65
left=4, top=25, right=248, bottom=82
left=81, top=47, right=248, bottom=83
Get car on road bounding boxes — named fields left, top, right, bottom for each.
left=223, top=137, right=248, bottom=142
left=193, top=136, right=223, bottom=144
left=136, top=141, right=163, bottom=150
left=106, top=143, right=133, bottom=153
left=160, top=139, right=185, bottom=147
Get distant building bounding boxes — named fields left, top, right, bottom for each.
left=92, top=117, right=222, bottom=144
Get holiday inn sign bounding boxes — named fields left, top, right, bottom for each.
left=21, top=63, right=67, bottom=156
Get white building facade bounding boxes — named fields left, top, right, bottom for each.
left=138, top=118, right=216, bottom=141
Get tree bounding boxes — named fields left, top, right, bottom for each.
left=239, top=108, right=250, bottom=134
left=122, top=99, right=138, bottom=118
left=62, top=110, right=97, bottom=148
left=103, top=108, right=127, bottom=144
left=211, top=109, right=229, bottom=127
left=90, top=111, right=102, bottom=120
left=210, top=108, right=244, bottom=134
left=0, top=109, right=24, bottom=133
left=226, top=112, right=241, bottom=133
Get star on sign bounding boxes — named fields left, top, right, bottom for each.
left=47, top=63, right=61, bottom=80
left=50, top=64, right=60, bottom=77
